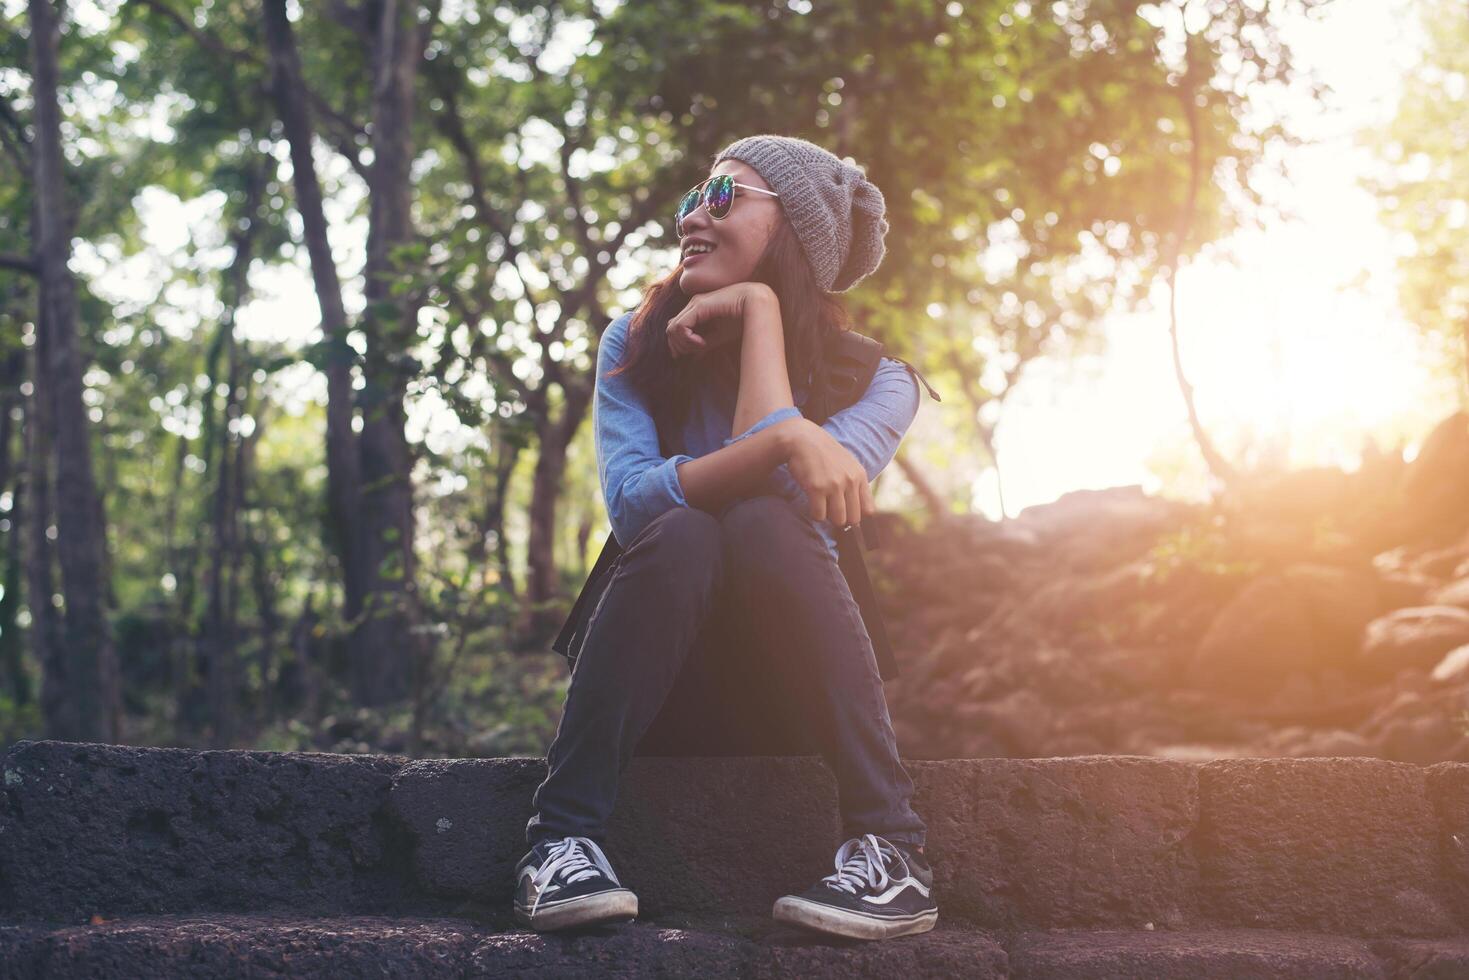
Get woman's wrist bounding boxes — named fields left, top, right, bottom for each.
left=740, top=282, right=778, bottom=318
left=770, top=415, right=811, bottom=461
left=738, top=297, right=787, bottom=373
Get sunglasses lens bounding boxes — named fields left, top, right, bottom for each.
left=676, top=174, right=739, bottom=234
left=675, top=188, right=700, bottom=233
left=705, top=174, right=734, bottom=218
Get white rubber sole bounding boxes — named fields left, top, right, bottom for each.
left=515, top=888, right=639, bottom=931
left=772, top=895, right=938, bottom=940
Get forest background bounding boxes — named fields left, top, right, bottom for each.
left=1, top=0, right=1465, bottom=758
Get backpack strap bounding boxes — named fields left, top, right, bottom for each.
left=887, top=354, right=942, bottom=404
left=806, top=329, right=885, bottom=549
left=805, top=328, right=885, bottom=426
left=803, top=328, right=905, bottom=680
left=809, top=332, right=943, bottom=417
left=835, top=523, right=898, bottom=680
left=552, top=534, right=623, bottom=660
left=808, top=337, right=940, bottom=556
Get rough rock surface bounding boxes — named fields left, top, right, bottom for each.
left=867, top=419, right=1469, bottom=764
left=5, top=741, right=1468, bottom=939
left=6, top=741, right=1469, bottom=976
left=6, top=914, right=1469, bottom=978
left=1360, top=606, right=1469, bottom=676
left=0, top=740, right=439, bottom=919
left=1006, top=928, right=1388, bottom=979
left=1193, top=758, right=1457, bottom=935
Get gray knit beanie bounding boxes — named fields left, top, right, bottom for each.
left=712, top=134, right=889, bottom=293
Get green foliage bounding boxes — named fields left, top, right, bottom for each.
left=1362, top=0, right=1469, bottom=387
left=0, top=691, right=42, bottom=746
left=0, top=0, right=1336, bottom=751
left=1140, top=517, right=1262, bottom=587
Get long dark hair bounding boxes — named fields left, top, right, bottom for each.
left=607, top=216, right=853, bottom=452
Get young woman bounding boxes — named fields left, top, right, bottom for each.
left=514, top=134, right=937, bottom=942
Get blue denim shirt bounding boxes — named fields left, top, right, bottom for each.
left=594, top=310, right=923, bottom=564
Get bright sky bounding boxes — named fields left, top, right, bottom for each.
left=968, top=0, right=1462, bottom=519
left=61, top=0, right=1465, bottom=525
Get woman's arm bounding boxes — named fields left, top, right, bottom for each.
left=677, top=295, right=803, bottom=515
left=676, top=415, right=805, bottom=516
left=730, top=291, right=795, bottom=435
left=595, top=313, right=697, bottom=544
left=679, top=298, right=876, bottom=527
left=764, top=356, right=922, bottom=523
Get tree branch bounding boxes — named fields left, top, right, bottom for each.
left=0, top=95, right=32, bottom=169
left=1164, top=31, right=1239, bottom=495
left=0, top=253, right=39, bottom=275
left=126, top=0, right=370, bottom=179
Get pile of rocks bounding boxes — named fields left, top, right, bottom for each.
left=873, top=412, right=1469, bottom=763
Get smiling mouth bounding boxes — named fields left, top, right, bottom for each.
left=684, top=250, right=714, bottom=264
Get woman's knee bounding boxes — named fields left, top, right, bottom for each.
left=720, top=495, right=810, bottom=568
left=622, top=506, right=723, bottom=584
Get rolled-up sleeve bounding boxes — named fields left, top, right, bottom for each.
left=594, top=314, right=694, bottom=544
left=766, top=356, right=922, bottom=521
left=723, top=405, right=803, bottom=447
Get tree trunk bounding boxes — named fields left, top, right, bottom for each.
left=574, top=516, right=592, bottom=578
left=291, top=594, right=323, bottom=729
left=350, top=0, right=429, bottom=704
left=493, top=440, right=520, bottom=598
left=1166, top=38, right=1237, bottom=499
left=466, top=427, right=520, bottom=597
left=245, top=438, right=282, bottom=732
left=27, top=0, right=121, bottom=741
left=262, top=0, right=365, bottom=639
left=2, top=347, right=33, bottom=708
left=226, top=377, right=261, bottom=733
left=949, top=369, right=1008, bottom=519
left=526, top=427, right=563, bottom=609
left=972, top=420, right=1007, bottom=520
left=198, top=162, right=265, bottom=748
left=525, top=379, right=594, bottom=635
left=23, top=326, right=66, bottom=735
left=1166, top=262, right=1238, bottom=497
left=894, top=451, right=952, bottom=525
left=167, top=428, right=200, bottom=734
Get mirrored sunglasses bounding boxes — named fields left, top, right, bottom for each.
left=675, top=173, right=780, bottom=236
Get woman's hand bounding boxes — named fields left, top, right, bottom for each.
left=666, top=282, right=776, bottom=359
left=782, top=418, right=877, bottom=529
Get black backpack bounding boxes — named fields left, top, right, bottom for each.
left=552, top=328, right=941, bottom=680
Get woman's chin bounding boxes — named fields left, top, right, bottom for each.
left=679, top=266, right=724, bottom=295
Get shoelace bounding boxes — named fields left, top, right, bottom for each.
left=821, top=833, right=902, bottom=896
left=528, top=836, right=621, bottom=915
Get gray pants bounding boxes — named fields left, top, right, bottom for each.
left=525, top=494, right=927, bottom=848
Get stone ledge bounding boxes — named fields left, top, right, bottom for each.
left=0, top=913, right=1002, bottom=979
left=1008, top=927, right=1386, bottom=979
left=3, top=740, right=1466, bottom=937
left=5, top=913, right=1467, bottom=979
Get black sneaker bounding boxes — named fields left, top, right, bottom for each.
left=772, top=833, right=938, bottom=940
left=513, top=835, right=639, bottom=931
